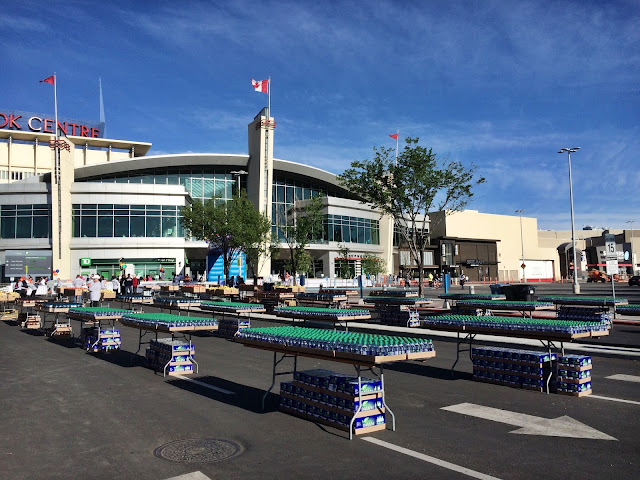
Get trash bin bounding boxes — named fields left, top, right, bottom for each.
left=300, top=275, right=306, bottom=287
left=503, top=284, right=535, bottom=301
left=468, top=285, right=475, bottom=294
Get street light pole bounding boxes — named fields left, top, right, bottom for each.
left=627, top=220, right=636, bottom=275
left=558, top=147, right=581, bottom=294
left=515, top=209, right=525, bottom=282
left=230, top=170, right=248, bottom=195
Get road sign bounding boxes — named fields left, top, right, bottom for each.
left=605, top=233, right=616, bottom=260
left=521, top=263, right=526, bottom=269
left=606, top=259, right=619, bottom=275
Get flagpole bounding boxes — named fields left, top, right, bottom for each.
left=395, top=130, right=398, bottom=166
left=268, top=76, right=271, bottom=117
left=53, top=73, right=62, bottom=261
left=265, top=76, right=271, bottom=215
left=54, top=73, right=58, bottom=142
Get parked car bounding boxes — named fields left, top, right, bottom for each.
left=629, top=276, right=640, bottom=286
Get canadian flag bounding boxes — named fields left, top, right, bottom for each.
left=251, top=78, right=269, bottom=93
left=389, top=133, right=399, bottom=140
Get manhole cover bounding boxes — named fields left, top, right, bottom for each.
left=154, top=438, right=243, bottom=463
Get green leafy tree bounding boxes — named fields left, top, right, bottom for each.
left=245, top=236, right=280, bottom=281
left=361, top=253, right=386, bottom=278
left=276, top=194, right=324, bottom=285
left=339, top=137, right=485, bottom=296
left=336, top=243, right=353, bottom=278
left=181, top=192, right=271, bottom=285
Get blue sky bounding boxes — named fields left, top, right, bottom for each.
left=2, top=0, right=638, bottom=231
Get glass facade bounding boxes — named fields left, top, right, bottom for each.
left=271, top=177, right=324, bottom=234
left=323, top=214, right=379, bottom=245
left=72, top=204, right=184, bottom=238
left=0, top=204, right=51, bottom=239
left=80, top=167, right=240, bottom=204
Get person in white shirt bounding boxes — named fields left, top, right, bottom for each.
left=88, top=276, right=102, bottom=307
left=111, top=275, right=121, bottom=294
left=72, top=275, right=85, bottom=303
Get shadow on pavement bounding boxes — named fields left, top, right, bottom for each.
left=45, top=336, right=76, bottom=348
left=87, top=349, right=148, bottom=368
left=166, top=375, right=281, bottom=413
left=384, top=360, right=473, bottom=381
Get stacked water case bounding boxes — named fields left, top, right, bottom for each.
left=472, top=346, right=557, bottom=392
left=85, top=328, right=122, bottom=352
left=146, top=338, right=196, bottom=376
left=279, top=369, right=386, bottom=435
left=556, top=355, right=592, bottom=396
left=377, top=305, right=420, bottom=327
left=215, top=317, right=250, bottom=339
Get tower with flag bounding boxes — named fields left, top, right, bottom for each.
left=250, top=77, right=273, bottom=221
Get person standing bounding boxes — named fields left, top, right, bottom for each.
left=72, top=274, right=85, bottom=303
left=124, top=274, right=133, bottom=294
left=132, top=274, right=139, bottom=293
left=111, top=275, right=121, bottom=295
left=89, top=276, right=102, bottom=307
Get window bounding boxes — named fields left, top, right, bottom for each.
left=0, top=204, right=52, bottom=239
left=72, top=204, right=183, bottom=239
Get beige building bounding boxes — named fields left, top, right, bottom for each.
left=430, top=210, right=564, bottom=282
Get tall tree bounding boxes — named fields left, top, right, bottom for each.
left=339, top=137, right=485, bottom=296
left=361, top=253, right=386, bottom=278
left=276, top=194, right=324, bottom=285
left=336, top=243, right=354, bottom=278
left=181, top=192, right=272, bottom=285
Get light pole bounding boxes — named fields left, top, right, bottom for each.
left=558, top=147, right=581, bottom=294
left=627, top=220, right=636, bottom=275
left=230, top=170, right=248, bottom=194
left=515, top=209, right=525, bottom=282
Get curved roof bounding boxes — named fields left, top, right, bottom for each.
left=74, top=152, right=359, bottom=199
left=272, top=158, right=355, bottom=197
left=74, top=153, right=249, bottom=179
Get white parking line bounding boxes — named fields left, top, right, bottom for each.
left=606, top=374, right=640, bottom=383
left=589, top=395, right=640, bottom=406
left=361, top=437, right=503, bottom=480
left=164, top=471, right=211, bottom=480
left=173, top=375, right=235, bottom=394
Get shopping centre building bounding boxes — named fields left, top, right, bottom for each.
left=0, top=107, right=637, bottom=283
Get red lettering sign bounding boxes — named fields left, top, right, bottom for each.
left=28, top=117, right=42, bottom=131
left=0, top=113, right=7, bottom=128
left=69, top=123, right=79, bottom=136
left=57, top=121, right=68, bottom=135
left=80, top=125, right=89, bottom=137
left=90, top=128, right=100, bottom=137
left=9, top=114, right=22, bottom=129
left=43, top=118, right=53, bottom=133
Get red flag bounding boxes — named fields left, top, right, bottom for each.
left=389, top=133, right=398, bottom=140
left=40, top=75, right=55, bottom=85
left=251, top=78, right=268, bottom=93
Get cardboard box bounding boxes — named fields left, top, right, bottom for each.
left=182, top=284, right=206, bottom=293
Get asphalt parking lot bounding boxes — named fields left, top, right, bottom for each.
left=2, top=282, right=639, bottom=480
